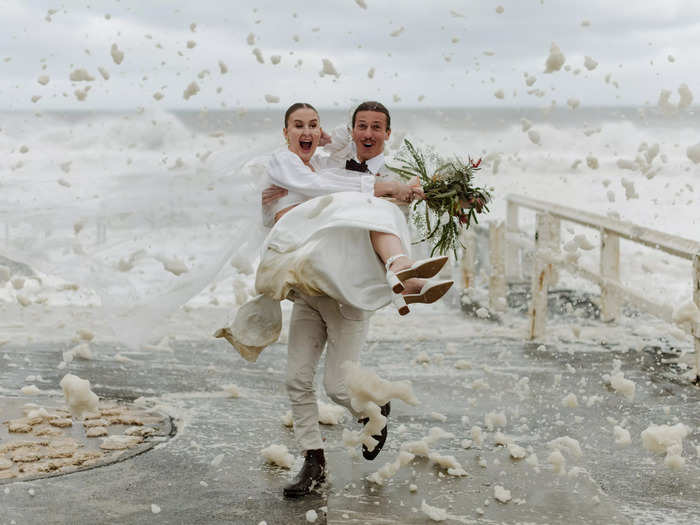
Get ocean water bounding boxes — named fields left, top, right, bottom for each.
left=1, top=106, right=698, bottom=344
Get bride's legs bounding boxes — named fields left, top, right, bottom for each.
left=369, top=231, right=411, bottom=271
left=370, top=231, right=425, bottom=293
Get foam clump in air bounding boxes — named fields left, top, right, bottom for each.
left=59, top=374, right=99, bottom=419
left=584, top=56, right=598, bottom=70
left=494, top=89, right=505, bottom=99
left=69, top=68, right=95, bottom=82
left=658, top=84, right=694, bottom=115
left=621, top=178, right=639, bottom=200
left=527, top=130, right=541, bottom=145
left=318, top=401, right=345, bottom=425
left=110, top=43, right=124, bottom=65
left=183, top=82, right=200, bottom=101
left=305, top=509, right=318, bottom=523
left=421, top=500, right=448, bottom=521
left=260, top=444, right=294, bottom=468
left=319, top=58, right=340, bottom=78
left=264, top=94, right=280, bottom=103
left=544, top=42, right=565, bottom=73
left=686, top=142, right=700, bottom=164
left=341, top=362, right=418, bottom=453
left=567, top=98, right=580, bottom=110
left=38, top=75, right=50, bottom=85
left=678, top=83, right=693, bottom=109
left=355, top=0, right=368, bottom=9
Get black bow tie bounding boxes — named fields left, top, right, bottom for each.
left=345, top=159, right=370, bottom=173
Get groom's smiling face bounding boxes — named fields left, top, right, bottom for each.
left=352, top=110, right=391, bottom=162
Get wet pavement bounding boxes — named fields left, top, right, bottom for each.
left=1, top=302, right=699, bottom=525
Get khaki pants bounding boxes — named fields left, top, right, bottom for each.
left=286, top=292, right=370, bottom=451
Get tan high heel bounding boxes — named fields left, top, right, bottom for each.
left=403, top=280, right=454, bottom=305
left=385, top=254, right=449, bottom=294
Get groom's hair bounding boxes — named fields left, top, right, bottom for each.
left=284, top=102, right=318, bottom=127
left=351, top=101, right=391, bottom=131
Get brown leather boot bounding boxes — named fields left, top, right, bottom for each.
left=359, top=402, right=390, bottom=460
left=283, top=449, right=326, bottom=498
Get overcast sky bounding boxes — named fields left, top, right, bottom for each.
left=1, top=0, right=699, bottom=110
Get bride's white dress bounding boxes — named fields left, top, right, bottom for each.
left=218, top=148, right=412, bottom=361
left=255, top=191, right=411, bottom=311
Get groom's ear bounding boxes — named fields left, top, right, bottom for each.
left=385, top=127, right=391, bottom=140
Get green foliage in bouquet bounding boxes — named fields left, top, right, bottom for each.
left=387, top=139, right=492, bottom=256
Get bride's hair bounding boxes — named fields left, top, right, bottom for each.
left=284, top=102, right=318, bottom=127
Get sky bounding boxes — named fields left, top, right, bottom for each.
left=1, top=0, right=700, bottom=110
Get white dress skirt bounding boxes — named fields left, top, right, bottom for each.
left=220, top=191, right=411, bottom=361
left=256, top=191, right=411, bottom=309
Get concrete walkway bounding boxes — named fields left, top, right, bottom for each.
left=1, top=305, right=699, bottom=524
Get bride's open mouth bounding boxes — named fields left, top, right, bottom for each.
left=299, top=139, right=313, bottom=151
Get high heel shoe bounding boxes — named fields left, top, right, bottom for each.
left=392, top=292, right=410, bottom=316
left=403, top=280, right=454, bottom=305
left=385, top=254, right=449, bottom=294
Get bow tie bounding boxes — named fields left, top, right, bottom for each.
left=345, top=158, right=370, bottom=173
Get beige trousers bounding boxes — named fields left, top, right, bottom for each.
left=286, top=291, right=370, bottom=451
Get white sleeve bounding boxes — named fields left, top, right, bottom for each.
left=268, top=150, right=375, bottom=198
left=321, top=124, right=354, bottom=162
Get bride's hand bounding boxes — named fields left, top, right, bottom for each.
left=262, top=185, right=288, bottom=205
left=319, top=129, right=332, bottom=147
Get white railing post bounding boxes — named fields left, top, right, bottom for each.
left=693, top=254, right=700, bottom=382
left=506, top=200, right=521, bottom=280
left=460, top=229, right=477, bottom=289
left=528, top=213, right=557, bottom=339
left=600, top=228, right=621, bottom=322
left=489, top=221, right=507, bottom=311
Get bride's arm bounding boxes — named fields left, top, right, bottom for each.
left=268, top=149, right=375, bottom=198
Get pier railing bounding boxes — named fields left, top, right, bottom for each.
left=460, top=194, right=700, bottom=380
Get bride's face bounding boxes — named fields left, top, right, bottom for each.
left=284, top=108, right=322, bottom=164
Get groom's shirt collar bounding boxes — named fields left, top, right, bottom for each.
left=355, top=153, right=384, bottom=175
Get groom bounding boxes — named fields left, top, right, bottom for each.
left=263, top=101, right=404, bottom=498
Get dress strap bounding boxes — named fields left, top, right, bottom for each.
left=384, top=253, right=407, bottom=271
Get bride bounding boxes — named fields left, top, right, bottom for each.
left=217, top=102, right=454, bottom=359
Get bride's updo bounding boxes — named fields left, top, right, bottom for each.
left=284, top=102, right=318, bottom=127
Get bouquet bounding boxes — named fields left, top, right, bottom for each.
left=387, top=139, right=491, bottom=257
